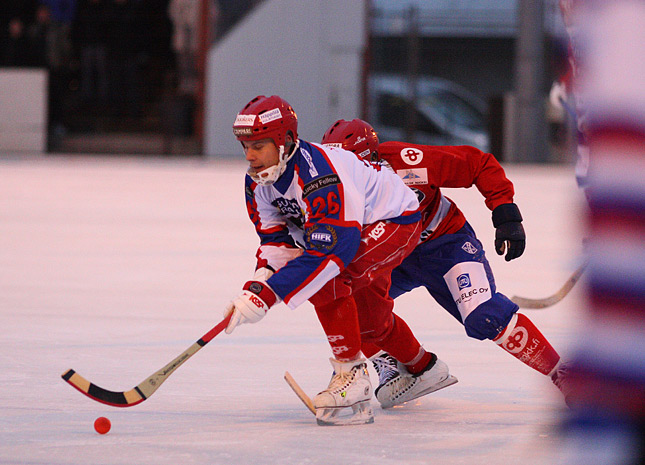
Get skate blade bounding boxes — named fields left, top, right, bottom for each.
left=315, top=401, right=374, bottom=426
left=380, top=375, right=459, bottom=409
left=415, top=374, right=458, bottom=397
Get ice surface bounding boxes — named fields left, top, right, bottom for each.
left=0, top=155, right=586, bottom=464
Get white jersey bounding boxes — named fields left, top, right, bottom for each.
left=244, top=140, right=420, bottom=309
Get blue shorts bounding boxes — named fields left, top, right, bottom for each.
left=389, top=222, right=519, bottom=340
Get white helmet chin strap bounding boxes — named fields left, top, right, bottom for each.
left=247, top=139, right=300, bottom=186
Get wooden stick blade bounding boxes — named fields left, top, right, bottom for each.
left=60, top=315, right=231, bottom=407
left=284, top=371, right=316, bottom=415
left=61, top=369, right=146, bottom=407
left=511, top=262, right=587, bottom=309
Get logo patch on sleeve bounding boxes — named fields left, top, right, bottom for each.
left=306, top=224, right=338, bottom=250
left=397, top=168, right=428, bottom=186
left=400, top=147, right=424, bottom=165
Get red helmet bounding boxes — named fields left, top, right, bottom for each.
left=233, top=95, right=299, bottom=185
left=233, top=95, right=298, bottom=148
left=321, top=119, right=379, bottom=161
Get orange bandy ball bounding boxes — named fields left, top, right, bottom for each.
left=94, top=416, right=111, bottom=434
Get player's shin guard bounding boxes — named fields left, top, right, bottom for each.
left=315, top=296, right=362, bottom=361
left=494, top=313, right=560, bottom=376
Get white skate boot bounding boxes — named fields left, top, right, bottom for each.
left=371, top=351, right=458, bottom=408
left=313, top=358, right=374, bottom=426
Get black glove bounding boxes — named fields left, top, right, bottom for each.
left=492, top=203, right=526, bottom=262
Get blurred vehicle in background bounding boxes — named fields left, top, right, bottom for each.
left=367, top=74, right=489, bottom=151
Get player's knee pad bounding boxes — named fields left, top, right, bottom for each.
left=462, top=294, right=518, bottom=340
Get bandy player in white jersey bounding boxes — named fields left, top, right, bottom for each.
left=223, top=95, right=457, bottom=425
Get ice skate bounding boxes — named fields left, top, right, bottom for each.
left=313, top=358, right=374, bottom=426
left=370, top=351, right=400, bottom=388
left=372, top=352, right=457, bottom=408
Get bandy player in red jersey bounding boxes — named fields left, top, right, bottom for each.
left=322, top=119, right=571, bottom=407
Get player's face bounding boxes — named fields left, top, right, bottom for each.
left=242, top=138, right=280, bottom=173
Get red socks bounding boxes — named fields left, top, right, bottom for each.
left=361, top=342, right=380, bottom=359
left=367, top=313, right=432, bottom=374
left=367, top=312, right=559, bottom=377
left=494, top=313, right=561, bottom=376
left=315, top=296, right=362, bottom=361
left=403, top=348, right=434, bottom=374
left=318, top=303, right=433, bottom=373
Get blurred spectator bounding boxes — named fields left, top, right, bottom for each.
left=27, top=4, right=54, bottom=67
left=107, top=0, right=144, bottom=117
left=167, top=0, right=219, bottom=97
left=27, top=3, right=69, bottom=144
left=167, top=0, right=200, bottom=96
left=38, top=0, right=76, bottom=69
left=1, top=1, right=38, bottom=66
left=73, top=0, right=109, bottom=105
left=2, top=18, right=31, bottom=66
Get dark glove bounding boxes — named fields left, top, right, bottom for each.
left=492, top=203, right=526, bottom=261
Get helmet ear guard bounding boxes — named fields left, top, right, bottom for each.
left=321, top=118, right=380, bottom=161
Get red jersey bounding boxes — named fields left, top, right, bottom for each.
left=378, top=141, right=515, bottom=242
